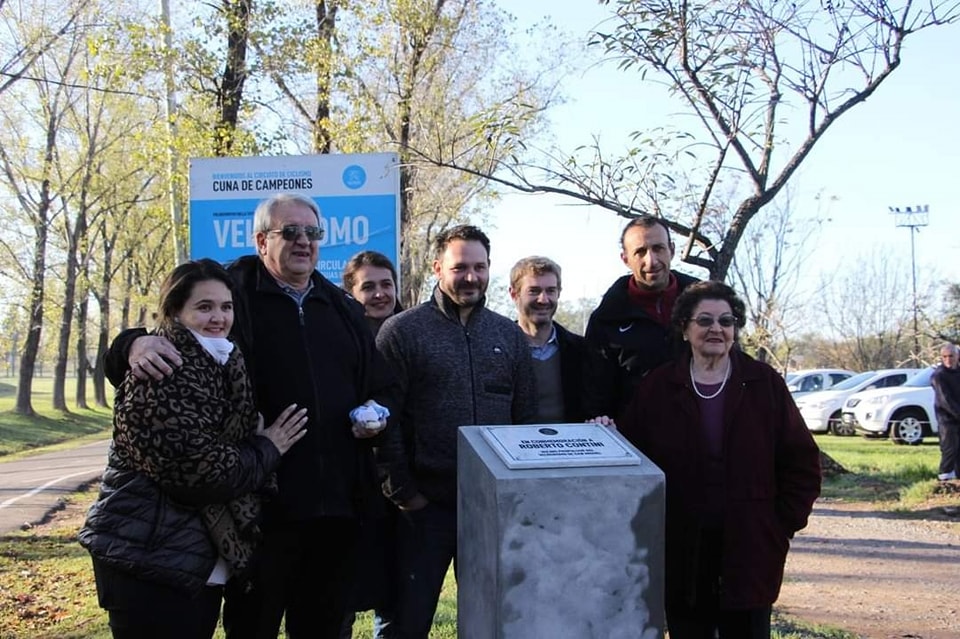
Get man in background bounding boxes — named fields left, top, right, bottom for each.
left=508, top=255, right=586, bottom=423
left=932, top=342, right=960, bottom=482
left=583, top=216, right=699, bottom=423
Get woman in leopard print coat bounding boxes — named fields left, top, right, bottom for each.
left=80, top=259, right=308, bottom=639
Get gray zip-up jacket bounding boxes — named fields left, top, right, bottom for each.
left=376, top=286, right=537, bottom=506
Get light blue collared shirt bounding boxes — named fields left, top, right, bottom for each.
left=529, top=324, right=560, bottom=361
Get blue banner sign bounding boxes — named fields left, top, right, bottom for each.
left=189, top=153, right=400, bottom=285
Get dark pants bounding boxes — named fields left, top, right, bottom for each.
left=340, top=503, right=399, bottom=639
left=666, top=529, right=772, bottom=639
left=666, top=603, right=772, bottom=639
left=393, top=502, right=457, bottom=639
left=939, top=418, right=959, bottom=477
left=222, top=517, right=358, bottom=639
left=91, top=557, right=222, bottom=639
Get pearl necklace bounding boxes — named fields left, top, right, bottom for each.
left=689, top=358, right=731, bottom=400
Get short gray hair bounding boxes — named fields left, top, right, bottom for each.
left=253, top=193, right=320, bottom=233
left=940, top=342, right=959, bottom=356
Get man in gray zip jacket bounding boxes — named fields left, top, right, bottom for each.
left=376, top=224, right=537, bottom=638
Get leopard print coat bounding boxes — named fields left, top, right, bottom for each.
left=109, top=323, right=277, bottom=573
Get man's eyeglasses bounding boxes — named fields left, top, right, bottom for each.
left=267, top=224, right=324, bottom=242
left=691, top=314, right=738, bottom=328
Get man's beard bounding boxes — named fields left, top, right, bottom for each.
left=450, top=282, right=485, bottom=306
left=526, top=304, right=556, bottom=327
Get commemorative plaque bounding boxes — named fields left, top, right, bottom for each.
left=480, top=423, right=642, bottom=469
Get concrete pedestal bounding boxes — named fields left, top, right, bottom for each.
left=457, top=426, right=665, bottom=639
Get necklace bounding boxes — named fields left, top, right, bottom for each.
left=689, top=358, right=731, bottom=400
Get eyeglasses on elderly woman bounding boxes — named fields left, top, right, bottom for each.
left=690, top=314, right=738, bottom=328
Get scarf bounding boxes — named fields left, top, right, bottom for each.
left=627, top=272, right=679, bottom=327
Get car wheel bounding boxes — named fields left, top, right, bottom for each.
left=829, top=412, right=854, bottom=436
left=889, top=409, right=926, bottom=445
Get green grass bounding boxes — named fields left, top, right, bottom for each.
left=0, top=377, right=113, bottom=457
left=815, top=434, right=944, bottom=506
left=0, top=492, right=111, bottom=639
left=769, top=611, right=858, bottom=639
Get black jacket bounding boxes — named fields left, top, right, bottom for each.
left=80, top=467, right=218, bottom=595
left=932, top=364, right=960, bottom=426
left=104, top=256, right=395, bottom=521
left=582, top=271, right=699, bottom=420
left=554, top=322, right=588, bottom=423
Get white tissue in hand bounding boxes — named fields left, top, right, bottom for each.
left=354, top=406, right=381, bottom=430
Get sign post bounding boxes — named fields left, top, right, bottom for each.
left=188, top=153, right=400, bottom=284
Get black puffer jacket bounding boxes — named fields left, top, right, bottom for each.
left=79, top=466, right=217, bottom=595
left=81, top=325, right=281, bottom=594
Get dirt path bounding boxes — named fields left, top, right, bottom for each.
left=777, top=499, right=960, bottom=639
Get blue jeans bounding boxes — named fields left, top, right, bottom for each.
left=393, top=502, right=457, bottom=639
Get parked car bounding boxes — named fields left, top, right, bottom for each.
left=795, top=368, right=921, bottom=435
left=785, top=368, right=857, bottom=397
left=840, top=367, right=938, bottom=445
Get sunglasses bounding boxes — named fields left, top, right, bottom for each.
left=267, top=224, right=324, bottom=242
left=691, top=314, right=738, bottom=328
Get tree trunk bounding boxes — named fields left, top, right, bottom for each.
left=313, top=0, right=336, bottom=153
left=75, top=276, right=90, bottom=410
left=93, top=294, right=109, bottom=407
left=121, top=262, right=132, bottom=329
left=15, top=237, right=47, bottom=417
left=52, top=242, right=78, bottom=412
left=214, top=0, right=251, bottom=156
left=820, top=451, right=848, bottom=478
left=92, top=230, right=115, bottom=408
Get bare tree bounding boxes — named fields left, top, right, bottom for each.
left=729, top=187, right=829, bottom=367
left=426, top=0, right=959, bottom=281
left=0, top=68, right=72, bottom=415
left=0, top=0, right=91, bottom=96
left=346, top=0, right=562, bottom=305
left=252, top=0, right=562, bottom=306
left=820, top=249, right=917, bottom=370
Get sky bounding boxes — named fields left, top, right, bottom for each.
left=483, top=2, right=960, bottom=311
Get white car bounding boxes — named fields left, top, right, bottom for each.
left=785, top=368, right=857, bottom=397
left=840, top=367, right=939, bottom=445
left=795, top=368, right=921, bottom=435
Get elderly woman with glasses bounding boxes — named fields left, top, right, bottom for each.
left=619, top=280, right=821, bottom=639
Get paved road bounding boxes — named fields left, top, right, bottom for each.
left=0, top=438, right=110, bottom=533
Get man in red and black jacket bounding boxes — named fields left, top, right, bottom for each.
left=583, top=216, right=699, bottom=424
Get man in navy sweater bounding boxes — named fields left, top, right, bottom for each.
left=376, top=225, right=536, bottom=638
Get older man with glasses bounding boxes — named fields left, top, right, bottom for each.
left=104, top=192, right=396, bottom=638
left=932, top=342, right=960, bottom=485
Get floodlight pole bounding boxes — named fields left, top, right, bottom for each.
left=889, top=205, right=930, bottom=365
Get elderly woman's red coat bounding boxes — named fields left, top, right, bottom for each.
left=619, top=348, right=821, bottom=610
